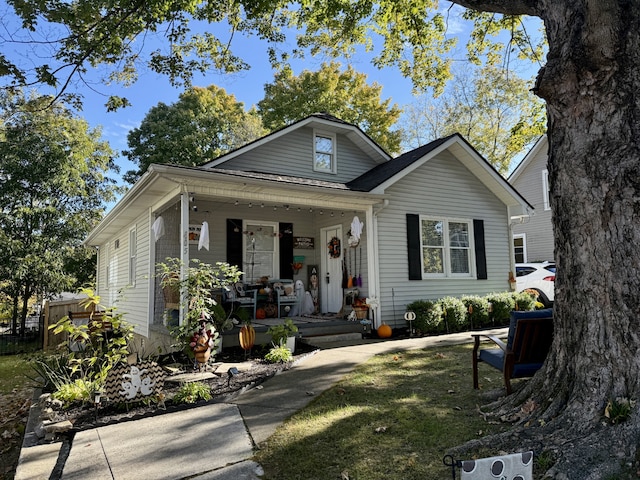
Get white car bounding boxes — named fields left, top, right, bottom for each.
left=515, top=262, right=556, bottom=307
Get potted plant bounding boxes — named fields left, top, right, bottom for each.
left=157, top=258, right=242, bottom=365
left=267, top=318, right=299, bottom=353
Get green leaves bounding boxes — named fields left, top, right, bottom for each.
left=3, top=0, right=545, bottom=111
left=123, top=85, right=266, bottom=183
left=0, top=91, right=118, bottom=329
left=258, top=61, right=403, bottom=154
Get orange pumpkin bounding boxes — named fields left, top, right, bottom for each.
left=256, top=308, right=266, bottom=319
left=377, top=323, right=392, bottom=338
left=239, top=324, right=256, bottom=350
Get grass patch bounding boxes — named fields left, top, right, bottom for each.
left=0, top=354, right=33, bottom=394
left=254, top=344, right=508, bottom=480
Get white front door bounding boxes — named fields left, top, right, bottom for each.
left=321, top=225, right=343, bottom=313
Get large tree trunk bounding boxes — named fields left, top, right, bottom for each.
left=452, top=1, right=640, bottom=478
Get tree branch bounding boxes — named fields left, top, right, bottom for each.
left=450, top=0, right=540, bottom=17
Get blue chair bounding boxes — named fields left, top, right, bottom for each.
left=472, top=309, right=553, bottom=394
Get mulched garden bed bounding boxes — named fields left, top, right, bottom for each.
left=52, top=342, right=320, bottom=432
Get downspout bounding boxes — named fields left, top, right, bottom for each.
left=368, top=199, right=390, bottom=329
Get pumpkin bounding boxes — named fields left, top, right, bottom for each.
left=239, top=324, right=256, bottom=351
left=377, top=323, right=392, bottom=339
left=256, top=308, right=266, bottom=319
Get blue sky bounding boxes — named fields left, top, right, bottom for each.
left=1, top=2, right=543, bottom=183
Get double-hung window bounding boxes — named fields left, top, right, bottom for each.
left=420, top=217, right=473, bottom=277
left=313, top=131, right=336, bottom=173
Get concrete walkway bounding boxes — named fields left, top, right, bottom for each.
left=15, top=328, right=507, bottom=480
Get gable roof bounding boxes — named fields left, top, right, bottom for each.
left=348, top=135, right=455, bottom=191
left=202, top=113, right=391, bottom=169
left=348, top=133, right=533, bottom=212
left=508, top=135, right=548, bottom=183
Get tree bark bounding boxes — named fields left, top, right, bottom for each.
left=450, top=1, right=640, bottom=478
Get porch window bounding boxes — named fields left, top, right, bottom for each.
left=420, top=217, right=473, bottom=277
left=313, top=131, right=336, bottom=173
left=244, top=221, right=278, bottom=282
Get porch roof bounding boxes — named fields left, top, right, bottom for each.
left=85, top=164, right=385, bottom=246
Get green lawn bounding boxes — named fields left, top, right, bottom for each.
left=0, top=354, right=33, bottom=394
left=254, top=344, right=511, bottom=480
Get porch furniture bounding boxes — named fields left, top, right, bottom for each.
left=443, top=451, right=533, bottom=479
left=225, top=283, right=258, bottom=319
left=472, top=309, right=553, bottom=394
left=271, top=279, right=298, bottom=317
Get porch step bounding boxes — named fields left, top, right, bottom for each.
left=301, top=332, right=363, bottom=345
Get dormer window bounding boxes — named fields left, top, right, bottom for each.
left=313, top=131, right=336, bottom=173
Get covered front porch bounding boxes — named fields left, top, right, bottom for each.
left=146, top=165, right=384, bottom=335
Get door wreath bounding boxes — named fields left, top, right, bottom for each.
left=328, top=236, right=341, bottom=258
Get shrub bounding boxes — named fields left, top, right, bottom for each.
left=405, top=300, right=443, bottom=335
left=438, top=297, right=468, bottom=333
left=52, top=378, right=101, bottom=405
left=174, top=381, right=212, bottom=404
left=267, top=319, right=298, bottom=346
left=265, top=344, right=293, bottom=363
left=461, top=295, right=491, bottom=329
left=486, top=292, right=515, bottom=326
left=514, top=290, right=537, bottom=311
left=47, top=288, right=134, bottom=404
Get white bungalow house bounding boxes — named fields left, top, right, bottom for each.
left=84, top=113, right=532, bottom=351
left=509, top=135, right=554, bottom=263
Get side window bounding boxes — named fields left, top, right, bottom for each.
left=542, top=169, right=550, bottom=211
left=129, top=227, right=137, bottom=286
left=313, top=131, right=336, bottom=173
left=513, top=234, right=526, bottom=263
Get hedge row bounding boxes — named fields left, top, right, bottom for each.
left=405, top=291, right=540, bottom=335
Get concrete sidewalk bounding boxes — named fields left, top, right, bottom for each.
left=15, top=328, right=507, bottom=480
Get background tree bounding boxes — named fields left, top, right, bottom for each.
left=123, top=85, right=265, bottom=183
left=3, top=0, right=640, bottom=476
left=258, top=62, right=402, bottom=154
left=0, top=92, right=118, bottom=334
left=402, top=65, right=546, bottom=174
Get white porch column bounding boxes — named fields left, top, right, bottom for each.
left=179, top=193, right=190, bottom=325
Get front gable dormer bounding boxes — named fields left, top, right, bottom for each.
left=201, top=114, right=389, bottom=183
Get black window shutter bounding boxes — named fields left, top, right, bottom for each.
left=406, top=214, right=422, bottom=280
left=279, top=222, right=294, bottom=279
left=227, top=219, right=243, bottom=271
left=473, top=219, right=487, bottom=280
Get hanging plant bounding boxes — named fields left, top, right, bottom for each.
left=328, top=236, right=341, bottom=258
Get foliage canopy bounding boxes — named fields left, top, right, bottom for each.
left=258, top=62, right=402, bottom=154
left=0, top=91, right=118, bottom=332
left=124, top=85, right=266, bottom=183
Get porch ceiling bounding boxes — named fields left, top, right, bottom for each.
left=85, top=164, right=384, bottom=245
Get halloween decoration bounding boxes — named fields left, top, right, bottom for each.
left=377, top=323, right=392, bottom=338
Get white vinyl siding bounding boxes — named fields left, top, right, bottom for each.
left=375, top=151, right=511, bottom=326
left=96, top=213, right=151, bottom=337
left=212, top=127, right=379, bottom=183
left=510, top=138, right=554, bottom=262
